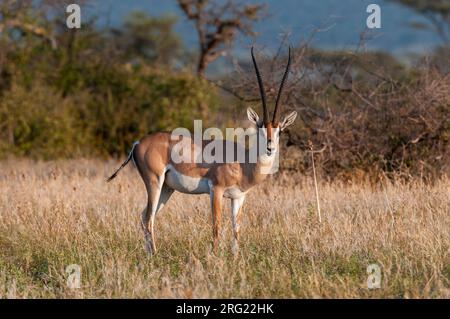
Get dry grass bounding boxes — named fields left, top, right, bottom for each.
left=0, top=159, right=448, bottom=298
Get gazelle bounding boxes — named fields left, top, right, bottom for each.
left=107, top=47, right=297, bottom=255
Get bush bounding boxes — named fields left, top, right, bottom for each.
left=0, top=83, right=80, bottom=159
left=225, top=48, right=450, bottom=181
left=0, top=69, right=217, bottom=159
left=0, top=9, right=218, bottom=159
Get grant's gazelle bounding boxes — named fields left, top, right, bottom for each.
left=108, top=47, right=297, bottom=255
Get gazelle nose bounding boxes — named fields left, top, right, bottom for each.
left=266, top=139, right=275, bottom=155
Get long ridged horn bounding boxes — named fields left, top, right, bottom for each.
left=251, top=47, right=269, bottom=124
left=273, top=46, right=291, bottom=124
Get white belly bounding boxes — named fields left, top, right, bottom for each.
left=165, top=165, right=211, bottom=194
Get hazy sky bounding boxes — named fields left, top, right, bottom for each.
left=87, top=0, right=441, bottom=57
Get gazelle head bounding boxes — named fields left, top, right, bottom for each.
left=247, top=47, right=298, bottom=157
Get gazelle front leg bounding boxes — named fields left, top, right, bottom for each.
left=231, top=196, right=245, bottom=255
left=210, top=185, right=224, bottom=254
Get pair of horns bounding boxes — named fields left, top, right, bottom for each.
left=251, top=46, right=291, bottom=125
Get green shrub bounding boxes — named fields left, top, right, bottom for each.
left=0, top=6, right=217, bottom=159
left=0, top=41, right=217, bottom=159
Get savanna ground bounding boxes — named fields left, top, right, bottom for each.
left=0, top=159, right=448, bottom=298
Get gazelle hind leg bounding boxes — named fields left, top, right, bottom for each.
left=140, top=207, right=152, bottom=254
left=141, top=173, right=165, bottom=255
left=231, top=196, right=245, bottom=255
left=156, top=184, right=174, bottom=214
left=210, top=186, right=224, bottom=254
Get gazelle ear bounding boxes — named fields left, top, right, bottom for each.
left=280, top=111, right=297, bottom=131
left=247, top=107, right=261, bottom=126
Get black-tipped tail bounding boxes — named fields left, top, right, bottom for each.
left=107, top=141, right=139, bottom=182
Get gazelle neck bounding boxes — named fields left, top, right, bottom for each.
left=245, top=139, right=277, bottom=185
